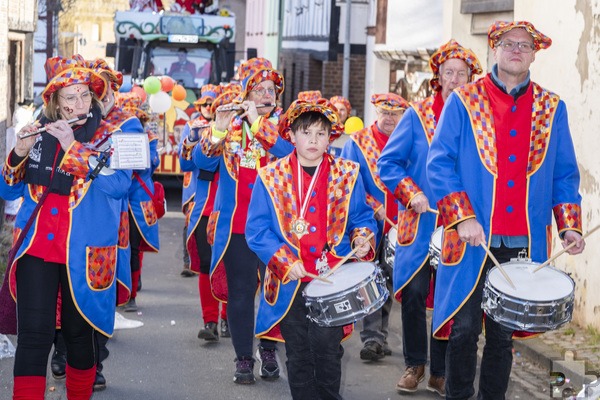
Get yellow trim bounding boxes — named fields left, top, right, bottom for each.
left=211, top=125, right=227, bottom=140
left=250, top=116, right=263, bottom=133
left=255, top=280, right=301, bottom=340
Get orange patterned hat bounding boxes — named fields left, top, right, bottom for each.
left=488, top=21, right=552, bottom=51
left=194, top=84, right=219, bottom=107
left=370, top=93, right=409, bottom=111
left=329, top=96, right=352, bottom=116
left=88, top=58, right=123, bottom=91
left=211, top=83, right=242, bottom=115
left=297, top=90, right=322, bottom=102
left=42, top=54, right=107, bottom=106
left=235, top=57, right=284, bottom=103
left=429, top=39, right=482, bottom=92
left=279, top=99, right=344, bottom=142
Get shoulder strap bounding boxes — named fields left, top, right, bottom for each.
left=133, top=172, right=153, bottom=197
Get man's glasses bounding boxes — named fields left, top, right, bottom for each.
left=59, top=91, right=93, bottom=105
left=377, top=110, right=402, bottom=118
left=497, top=40, right=535, bottom=53
left=251, top=87, right=276, bottom=97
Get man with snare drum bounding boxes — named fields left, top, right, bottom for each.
left=378, top=39, right=482, bottom=396
left=426, top=21, right=585, bottom=399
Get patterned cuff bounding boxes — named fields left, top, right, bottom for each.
left=200, top=126, right=224, bottom=157
left=553, top=203, right=583, bottom=236
left=250, top=116, right=263, bottom=133
left=180, top=139, right=196, bottom=161
left=254, top=117, right=278, bottom=151
left=393, top=176, right=423, bottom=208
left=437, top=191, right=476, bottom=229
left=268, top=245, right=301, bottom=284
left=59, top=141, right=94, bottom=178
left=366, top=193, right=382, bottom=211
left=2, top=151, right=27, bottom=185
left=350, top=227, right=376, bottom=261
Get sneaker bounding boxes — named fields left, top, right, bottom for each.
left=123, top=298, right=138, bottom=312
left=220, top=320, right=231, bottom=338
left=360, top=341, right=385, bottom=361
left=256, top=345, right=280, bottom=380
left=93, top=365, right=106, bottom=392
left=396, top=365, right=425, bottom=393
left=427, top=375, right=446, bottom=397
left=50, top=350, right=66, bottom=380
left=233, top=357, right=256, bottom=384
left=382, top=341, right=392, bottom=356
left=197, top=322, right=219, bottom=341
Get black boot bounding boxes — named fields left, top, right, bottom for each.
left=93, top=362, right=106, bottom=391
left=51, top=331, right=67, bottom=380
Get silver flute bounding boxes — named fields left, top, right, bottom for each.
left=18, top=112, right=93, bottom=139
left=216, top=103, right=276, bottom=112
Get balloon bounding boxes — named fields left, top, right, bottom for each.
left=344, top=116, right=364, bottom=134
left=172, top=84, right=187, bottom=101
left=143, top=76, right=161, bottom=95
left=148, top=92, right=172, bottom=114
left=131, top=86, right=147, bottom=103
left=119, top=82, right=132, bottom=93
left=161, top=76, right=174, bottom=92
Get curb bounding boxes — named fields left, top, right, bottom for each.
left=514, top=336, right=595, bottom=390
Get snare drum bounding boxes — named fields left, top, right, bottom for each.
left=428, top=227, right=443, bottom=269
left=303, top=262, right=389, bottom=327
left=383, top=227, right=397, bottom=269
left=482, top=258, right=575, bottom=332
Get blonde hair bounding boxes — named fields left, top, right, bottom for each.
left=43, top=90, right=103, bottom=121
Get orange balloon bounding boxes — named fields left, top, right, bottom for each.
left=131, top=85, right=147, bottom=103
left=161, top=76, right=174, bottom=92
left=172, top=84, right=187, bottom=102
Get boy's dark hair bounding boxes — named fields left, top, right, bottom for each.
left=290, top=111, right=332, bottom=134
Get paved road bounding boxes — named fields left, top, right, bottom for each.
left=0, top=215, right=553, bottom=399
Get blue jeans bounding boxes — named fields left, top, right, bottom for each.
left=401, top=261, right=447, bottom=376
left=280, top=282, right=344, bottom=400
left=445, top=245, right=518, bottom=400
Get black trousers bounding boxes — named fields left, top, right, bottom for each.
left=14, top=254, right=97, bottom=376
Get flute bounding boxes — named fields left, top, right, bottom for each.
left=18, top=112, right=93, bottom=139
left=217, top=103, right=276, bottom=113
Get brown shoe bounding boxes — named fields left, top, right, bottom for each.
left=427, top=375, right=445, bottom=397
left=396, top=365, right=425, bottom=393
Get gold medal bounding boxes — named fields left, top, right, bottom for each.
left=292, top=218, right=309, bottom=239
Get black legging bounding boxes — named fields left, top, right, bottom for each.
left=14, top=254, right=97, bottom=376
left=129, top=212, right=143, bottom=272
left=194, top=216, right=211, bottom=274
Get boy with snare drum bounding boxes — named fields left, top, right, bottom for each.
left=246, top=98, right=377, bottom=399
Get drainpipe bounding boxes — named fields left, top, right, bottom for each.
left=342, top=0, right=351, bottom=98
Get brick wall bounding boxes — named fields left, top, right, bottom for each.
left=279, top=50, right=366, bottom=118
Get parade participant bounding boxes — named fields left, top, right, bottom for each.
left=179, top=83, right=235, bottom=340
left=195, top=57, right=294, bottom=383
left=329, top=95, right=351, bottom=124
left=180, top=83, right=219, bottom=278
left=0, top=54, right=131, bottom=400
left=427, top=22, right=584, bottom=399
left=246, top=98, right=377, bottom=400
left=329, top=95, right=352, bottom=156
left=378, top=39, right=482, bottom=396
left=341, top=92, right=408, bottom=362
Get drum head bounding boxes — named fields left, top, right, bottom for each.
left=488, top=262, right=574, bottom=301
left=304, top=262, right=375, bottom=297
left=431, top=227, right=443, bottom=251
left=387, top=227, right=398, bottom=244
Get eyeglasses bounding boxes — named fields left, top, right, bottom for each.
left=497, top=40, right=535, bottom=53
left=59, top=91, right=93, bottom=105
left=251, top=87, right=276, bottom=97
left=442, top=69, right=469, bottom=79
left=377, top=110, right=403, bottom=118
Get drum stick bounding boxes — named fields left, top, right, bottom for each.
left=323, top=232, right=376, bottom=279
left=533, top=224, right=600, bottom=273
left=384, top=216, right=397, bottom=229
left=427, top=207, right=439, bottom=215
left=304, top=272, right=333, bottom=284
left=479, top=243, right=516, bottom=290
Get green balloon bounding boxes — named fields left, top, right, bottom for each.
left=143, top=76, right=161, bottom=95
